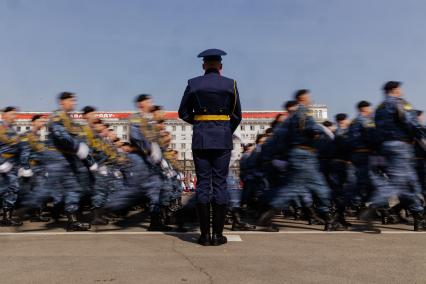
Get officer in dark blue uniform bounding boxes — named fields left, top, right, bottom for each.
left=363, top=81, right=426, bottom=231
left=178, top=49, right=242, bottom=246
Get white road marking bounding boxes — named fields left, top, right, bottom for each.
left=226, top=235, right=242, bottom=241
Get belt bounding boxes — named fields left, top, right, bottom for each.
left=1, top=153, right=15, bottom=159
left=354, top=148, right=371, bottom=153
left=194, top=115, right=230, bottom=121
left=295, top=145, right=316, bottom=153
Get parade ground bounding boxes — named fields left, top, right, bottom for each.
left=1, top=218, right=425, bottom=284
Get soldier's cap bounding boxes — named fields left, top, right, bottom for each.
left=2, top=106, right=17, bottom=113
left=383, top=81, right=402, bottom=93
left=335, top=113, right=348, bottom=121
left=135, top=94, right=152, bottom=103
left=198, top=49, right=227, bottom=62
left=58, top=92, right=75, bottom=101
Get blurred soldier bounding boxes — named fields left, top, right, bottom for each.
left=258, top=90, right=334, bottom=231
left=44, top=92, right=94, bottom=231
left=0, top=106, right=31, bottom=226
left=414, top=110, right=426, bottom=200
left=178, top=49, right=242, bottom=246
left=363, top=81, right=426, bottom=231
left=347, top=101, right=377, bottom=213
left=19, top=115, right=50, bottom=222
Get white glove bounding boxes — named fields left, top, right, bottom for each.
left=0, top=161, right=13, bottom=173
left=18, top=168, right=33, bottom=178
left=98, top=165, right=108, bottom=176
left=76, top=142, right=89, bottom=160
left=89, top=163, right=99, bottom=172
left=150, top=142, right=162, bottom=163
left=113, top=170, right=123, bottom=179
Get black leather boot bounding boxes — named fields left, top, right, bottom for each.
left=231, top=208, right=256, bottom=231
left=257, top=208, right=279, bottom=232
left=196, top=203, right=211, bottom=246
left=413, top=212, right=425, bottom=231
left=66, top=213, right=90, bottom=231
left=211, top=203, right=227, bottom=246
left=304, top=207, right=324, bottom=225
left=359, top=207, right=381, bottom=233
left=30, top=209, right=51, bottom=222
left=320, top=212, right=334, bottom=231
left=91, top=208, right=109, bottom=225
left=1, top=208, right=23, bottom=227
left=148, top=211, right=173, bottom=232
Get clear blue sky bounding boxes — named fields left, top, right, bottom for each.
left=1, top=0, right=426, bottom=118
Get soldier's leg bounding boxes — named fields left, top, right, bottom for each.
left=1, top=168, right=22, bottom=226
left=193, top=149, right=213, bottom=245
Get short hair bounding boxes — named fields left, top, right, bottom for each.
left=157, top=119, right=165, bottom=124
left=31, top=114, right=42, bottom=122
left=122, top=142, right=131, bottom=147
left=151, top=105, right=163, bottom=112
left=265, top=127, right=274, bottom=135
left=58, top=92, right=75, bottom=101
left=357, top=101, right=371, bottom=110
left=255, top=134, right=268, bottom=144
left=294, top=89, right=310, bottom=101
left=135, top=94, right=151, bottom=103
left=335, top=113, right=348, bottom=122
left=2, top=106, right=17, bottom=113
left=243, top=143, right=254, bottom=152
left=415, top=110, right=423, bottom=117
left=382, top=81, right=401, bottom=94
left=322, top=120, right=333, bottom=127
left=81, top=106, right=97, bottom=115
left=283, top=100, right=298, bottom=110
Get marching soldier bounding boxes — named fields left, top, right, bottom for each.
left=178, top=49, right=242, bottom=246
left=0, top=106, right=31, bottom=226
left=363, top=81, right=426, bottom=231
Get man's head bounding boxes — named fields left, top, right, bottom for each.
left=121, top=142, right=132, bottom=153
left=356, top=100, right=372, bottom=116
left=415, top=110, right=424, bottom=124
left=294, top=89, right=311, bottom=106
left=81, top=106, right=97, bottom=123
left=31, top=114, right=44, bottom=131
left=198, top=49, right=226, bottom=72
left=243, top=143, right=255, bottom=154
left=256, top=133, right=268, bottom=145
left=283, top=100, right=298, bottom=114
left=58, top=92, right=76, bottom=112
left=335, top=113, right=350, bottom=129
left=383, top=81, right=403, bottom=97
left=151, top=105, right=165, bottom=120
left=2, top=106, right=17, bottom=124
left=135, top=94, right=153, bottom=113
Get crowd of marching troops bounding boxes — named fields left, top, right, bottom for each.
left=239, top=81, right=426, bottom=233
left=0, top=92, right=185, bottom=231
left=1, top=80, right=426, bottom=233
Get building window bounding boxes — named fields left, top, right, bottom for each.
left=181, top=143, right=186, bottom=149
left=319, top=110, right=323, bottom=118
left=250, top=134, right=256, bottom=140
left=122, top=135, right=128, bottom=140
left=172, top=135, right=176, bottom=140
left=171, top=143, right=176, bottom=149
left=172, top=125, right=176, bottom=131
left=260, top=125, right=265, bottom=130
left=240, top=125, right=245, bottom=131
left=182, top=125, right=186, bottom=131
left=250, top=125, right=255, bottom=131
left=26, top=126, right=30, bottom=131
left=17, top=126, right=21, bottom=132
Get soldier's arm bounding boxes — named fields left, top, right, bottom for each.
left=178, top=84, right=195, bottom=125
left=18, top=134, right=32, bottom=170
left=230, top=81, right=242, bottom=133
left=398, top=102, right=426, bottom=138
left=50, top=120, right=80, bottom=153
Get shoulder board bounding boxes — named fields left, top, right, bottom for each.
left=403, top=103, right=413, bottom=111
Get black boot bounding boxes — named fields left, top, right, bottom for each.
left=359, top=207, right=381, bottom=233
left=380, top=209, right=390, bottom=225
left=30, top=209, right=51, bottom=222
left=257, top=208, right=279, bottom=232
left=304, top=207, right=324, bottom=225
left=320, top=212, right=334, bottom=231
left=231, top=208, right=256, bottom=231
left=148, top=211, right=172, bottom=231
left=1, top=208, right=23, bottom=227
left=413, top=212, right=425, bottom=231
left=66, top=213, right=91, bottom=231
left=211, top=203, right=227, bottom=246
left=91, top=208, right=109, bottom=225
left=196, top=203, right=211, bottom=246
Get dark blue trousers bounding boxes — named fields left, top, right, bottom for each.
left=193, top=149, right=231, bottom=205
